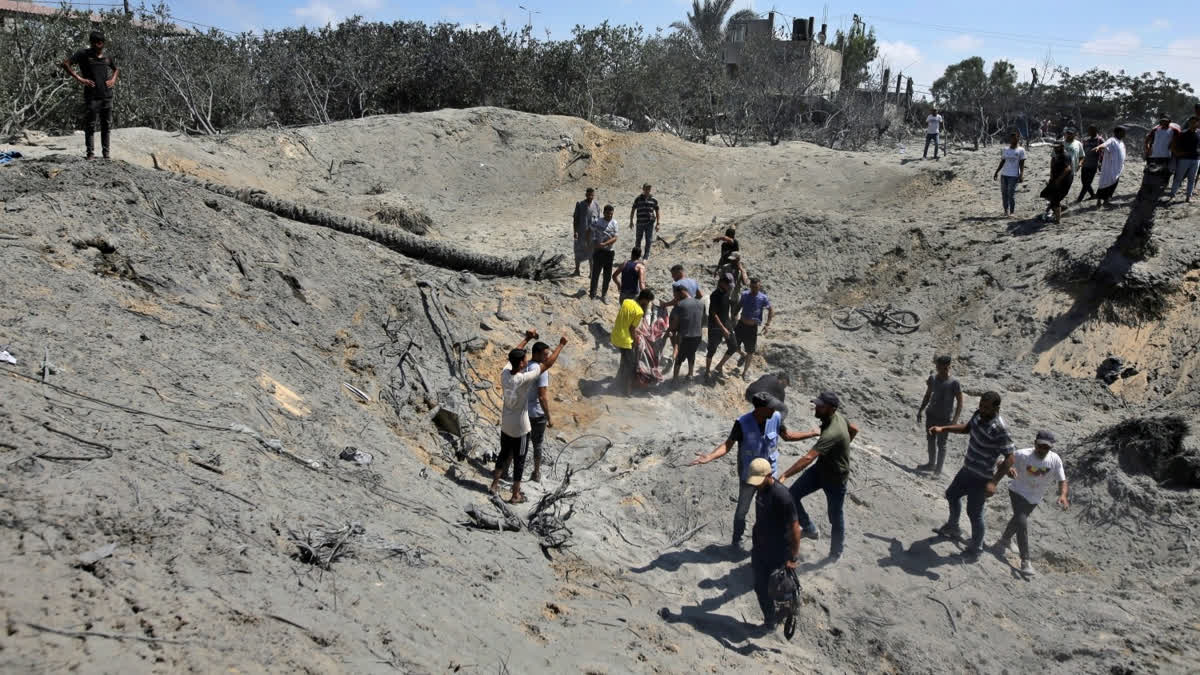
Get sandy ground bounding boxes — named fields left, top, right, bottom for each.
left=2, top=108, right=1199, bottom=674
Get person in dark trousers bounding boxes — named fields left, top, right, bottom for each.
left=705, top=273, right=740, bottom=379
left=779, top=391, right=859, bottom=561
left=589, top=204, right=618, bottom=301
left=490, top=330, right=567, bottom=503
left=915, top=355, right=963, bottom=475
left=746, top=458, right=802, bottom=627
left=689, top=393, right=818, bottom=553
left=1168, top=116, right=1199, bottom=203
left=572, top=188, right=599, bottom=277
left=612, top=247, right=646, bottom=304
left=1040, top=143, right=1073, bottom=223
left=611, top=289, right=654, bottom=395
left=745, top=372, right=789, bottom=421
left=990, top=430, right=1069, bottom=578
left=923, top=107, right=944, bottom=160
left=667, top=284, right=703, bottom=382
left=736, top=278, right=773, bottom=380
left=62, top=31, right=119, bottom=160
left=629, top=183, right=660, bottom=260
left=930, top=391, right=1015, bottom=557
left=1075, top=126, right=1104, bottom=203
left=522, top=341, right=554, bottom=483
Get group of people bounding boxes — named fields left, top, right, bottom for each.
left=688, top=355, right=1070, bottom=628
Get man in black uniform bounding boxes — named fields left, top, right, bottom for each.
left=746, top=457, right=801, bottom=627
left=62, top=31, right=120, bottom=160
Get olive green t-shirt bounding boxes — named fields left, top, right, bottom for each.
left=814, top=411, right=852, bottom=483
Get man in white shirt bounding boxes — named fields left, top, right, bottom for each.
left=991, top=430, right=1068, bottom=577
left=923, top=108, right=944, bottom=160
left=491, top=330, right=568, bottom=503
left=523, top=341, right=554, bottom=483
left=993, top=131, right=1026, bottom=216
left=1145, top=116, right=1177, bottom=161
left=1093, top=126, right=1128, bottom=206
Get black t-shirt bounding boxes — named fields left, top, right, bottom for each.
left=708, top=286, right=731, bottom=330
left=752, top=480, right=796, bottom=559
left=70, top=48, right=117, bottom=100
left=745, top=374, right=786, bottom=404
left=1081, top=136, right=1104, bottom=167
left=719, top=238, right=739, bottom=265
left=1176, top=130, right=1199, bottom=160
left=632, top=194, right=658, bottom=225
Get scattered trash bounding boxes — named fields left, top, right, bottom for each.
left=0, top=150, right=23, bottom=165
left=230, top=423, right=322, bottom=470
left=1096, top=356, right=1138, bottom=385
left=288, top=522, right=363, bottom=569
left=0, top=349, right=15, bottom=365
left=76, top=542, right=118, bottom=567
left=343, top=382, right=370, bottom=403
left=339, top=446, right=373, bottom=465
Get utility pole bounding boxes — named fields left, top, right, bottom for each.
left=517, top=4, right=540, bottom=29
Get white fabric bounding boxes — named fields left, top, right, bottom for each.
left=524, top=361, right=549, bottom=417
left=1008, top=447, right=1066, bottom=504
left=501, top=363, right=542, bottom=437
left=926, top=114, right=943, bottom=134
left=1000, top=147, right=1026, bottom=177
left=1149, top=127, right=1175, bottom=159
left=1098, top=138, right=1126, bottom=188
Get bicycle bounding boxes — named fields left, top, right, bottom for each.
left=830, top=303, right=921, bottom=334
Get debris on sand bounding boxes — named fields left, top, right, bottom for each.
left=1077, top=416, right=1197, bottom=488
left=289, top=522, right=365, bottom=569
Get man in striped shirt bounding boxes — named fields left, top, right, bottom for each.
left=929, top=391, right=1015, bottom=557
left=629, top=183, right=660, bottom=261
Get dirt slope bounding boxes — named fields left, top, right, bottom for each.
left=2, top=110, right=1199, bottom=674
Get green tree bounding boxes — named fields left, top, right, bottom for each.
left=670, top=0, right=737, bottom=48
left=833, top=15, right=877, bottom=90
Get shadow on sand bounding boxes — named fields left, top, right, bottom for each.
left=658, top=564, right=781, bottom=656
left=863, top=532, right=968, bottom=581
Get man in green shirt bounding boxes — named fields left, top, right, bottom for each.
left=779, top=391, right=858, bottom=561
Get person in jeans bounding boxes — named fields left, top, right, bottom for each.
left=993, top=132, right=1026, bottom=216
left=572, top=188, right=599, bottom=277
left=1168, top=116, right=1199, bottom=203
left=923, top=107, right=944, bottom=160
left=915, top=355, right=963, bottom=475
left=522, top=342, right=555, bottom=483
left=490, top=330, right=567, bottom=503
left=689, top=393, right=818, bottom=553
left=991, top=430, right=1069, bottom=577
left=1075, top=126, right=1104, bottom=203
left=589, top=204, right=618, bottom=301
left=629, top=183, right=660, bottom=260
left=612, top=247, right=645, bottom=304
left=667, top=284, right=704, bottom=382
left=930, top=391, right=1015, bottom=557
left=62, top=31, right=120, bottom=160
left=779, top=391, right=859, bottom=561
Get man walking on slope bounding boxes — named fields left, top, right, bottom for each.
left=1092, top=127, right=1127, bottom=207
left=746, top=458, right=803, bottom=628
left=924, top=107, right=944, bottom=160
left=705, top=273, right=740, bottom=379
left=930, top=391, right=1015, bottom=557
left=523, top=341, right=555, bottom=483
left=915, top=355, right=963, bottom=475
left=736, top=278, right=773, bottom=380
left=573, top=188, right=599, bottom=277
left=62, top=31, right=120, bottom=160
left=630, top=183, right=661, bottom=261
left=689, top=392, right=819, bottom=553
left=491, top=331, right=567, bottom=504
left=612, top=289, right=654, bottom=395
left=990, top=430, right=1069, bottom=578
left=779, top=391, right=859, bottom=561
left=667, top=284, right=704, bottom=383
left=1075, top=126, right=1105, bottom=203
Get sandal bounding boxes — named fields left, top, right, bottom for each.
left=509, top=494, right=528, bottom=504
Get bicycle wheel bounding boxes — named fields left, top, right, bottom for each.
left=883, top=309, right=921, bottom=334
left=831, top=307, right=868, bottom=331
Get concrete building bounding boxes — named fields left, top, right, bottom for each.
left=721, top=12, right=843, bottom=96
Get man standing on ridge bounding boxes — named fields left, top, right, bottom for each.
left=62, top=31, right=119, bottom=160
left=924, top=107, right=944, bottom=160
left=491, top=330, right=567, bottom=504
left=630, top=183, right=661, bottom=261
left=689, top=392, right=818, bottom=553
left=778, top=391, right=859, bottom=561
left=523, top=341, right=554, bottom=484
left=930, top=391, right=1015, bottom=558
left=991, top=430, right=1069, bottom=578
left=915, top=354, right=962, bottom=475
left=589, top=204, right=619, bottom=302
left=573, top=188, right=599, bottom=277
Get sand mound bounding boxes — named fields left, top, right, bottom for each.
left=1078, top=417, right=1198, bottom=488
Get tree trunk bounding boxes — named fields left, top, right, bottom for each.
left=172, top=175, right=569, bottom=280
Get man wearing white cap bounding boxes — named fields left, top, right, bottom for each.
left=991, top=430, right=1069, bottom=577
left=746, top=457, right=802, bottom=627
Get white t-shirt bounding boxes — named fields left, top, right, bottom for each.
left=501, top=363, right=542, bottom=437
left=1098, top=137, right=1126, bottom=188
left=1000, top=147, right=1026, bottom=177
left=1008, top=447, right=1066, bottom=505
left=1149, top=127, right=1175, bottom=159
left=927, top=114, right=943, bottom=135
left=524, top=362, right=549, bottom=419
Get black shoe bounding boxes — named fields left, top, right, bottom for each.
left=915, top=463, right=935, bottom=472
left=934, top=523, right=962, bottom=539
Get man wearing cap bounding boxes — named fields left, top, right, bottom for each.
left=929, top=391, right=1015, bottom=557
left=924, top=108, right=944, bottom=160
left=667, top=283, right=704, bottom=383
left=612, top=289, right=654, bottom=395
left=736, top=278, right=773, bottom=381
left=573, top=188, right=600, bottom=277
left=779, top=391, right=859, bottom=561
left=689, top=393, right=819, bottom=553
left=62, top=31, right=120, bottom=160
left=745, top=372, right=789, bottom=422
left=745, top=457, right=802, bottom=627
left=490, top=330, right=568, bottom=504
left=915, top=355, right=962, bottom=475
left=705, top=273, right=738, bottom=379
left=991, top=430, right=1069, bottom=577
left=630, top=184, right=661, bottom=261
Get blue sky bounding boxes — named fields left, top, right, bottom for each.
left=87, top=0, right=1200, bottom=101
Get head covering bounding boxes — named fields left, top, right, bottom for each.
left=934, top=354, right=952, bottom=366
left=745, top=457, right=772, bottom=486
left=1035, top=430, right=1056, bottom=448
left=751, top=392, right=773, bottom=409
left=811, top=391, right=840, bottom=408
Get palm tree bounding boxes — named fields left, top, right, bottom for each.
left=670, top=0, right=739, bottom=47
